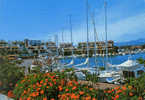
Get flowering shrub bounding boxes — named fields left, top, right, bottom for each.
left=13, top=71, right=145, bottom=100
left=104, top=85, right=145, bottom=100
left=13, top=72, right=65, bottom=100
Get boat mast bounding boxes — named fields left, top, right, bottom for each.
left=69, top=15, right=74, bottom=59
left=55, top=34, right=59, bottom=57
left=62, top=29, right=65, bottom=63
left=104, top=1, right=108, bottom=70
left=92, top=13, right=98, bottom=69
left=86, top=0, right=89, bottom=67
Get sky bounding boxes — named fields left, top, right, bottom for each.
left=0, top=0, right=145, bottom=44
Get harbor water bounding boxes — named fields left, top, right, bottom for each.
left=60, top=52, right=145, bottom=68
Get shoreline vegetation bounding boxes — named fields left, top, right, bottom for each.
left=0, top=57, right=145, bottom=100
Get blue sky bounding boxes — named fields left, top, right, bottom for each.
left=0, top=0, right=145, bottom=43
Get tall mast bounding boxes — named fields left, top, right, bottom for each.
left=62, top=29, right=65, bottom=63
left=104, top=1, right=108, bottom=70
left=92, top=13, right=97, bottom=68
left=69, top=15, right=74, bottom=58
left=86, top=0, right=89, bottom=67
left=55, top=34, right=59, bottom=57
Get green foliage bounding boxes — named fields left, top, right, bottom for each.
left=0, top=58, right=24, bottom=94
left=81, top=70, right=98, bottom=83
left=99, top=67, right=105, bottom=71
left=137, top=58, right=145, bottom=66
left=126, top=73, right=145, bottom=98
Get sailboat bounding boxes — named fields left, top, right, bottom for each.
left=74, top=0, right=89, bottom=68
left=64, top=15, right=74, bottom=66
left=98, top=1, right=122, bottom=83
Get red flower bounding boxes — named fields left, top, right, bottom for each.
left=65, top=88, right=69, bottom=92
left=92, top=98, right=97, bottom=100
left=107, top=90, right=112, bottom=93
left=129, top=92, right=133, bottom=96
left=40, top=90, right=44, bottom=94
left=122, top=86, right=127, bottom=90
left=115, top=95, right=119, bottom=99
left=43, top=97, right=47, bottom=100
left=49, top=83, right=53, bottom=87
left=27, top=97, right=31, bottom=100
left=40, top=80, right=43, bottom=84
left=8, top=90, right=15, bottom=98
left=58, top=86, right=63, bottom=91
left=72, top=86, right=77, bottom=90
left=79, top=91, right=84, bottom=95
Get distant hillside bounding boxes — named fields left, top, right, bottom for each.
left=115, top=38, right=145, bottom=46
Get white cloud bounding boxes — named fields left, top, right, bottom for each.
left=54, top=12, right=145, bottom=44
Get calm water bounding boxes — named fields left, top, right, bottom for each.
left=60, top=52, right=145, bottom=68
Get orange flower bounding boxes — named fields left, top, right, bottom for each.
left=19, top=97, right=23, bottom=100
left=115, top=95, right=119, bottom=99
left=72, top=86, right=77, bottom=90
left=112, top=89, right=115, bottom=92
left=71, top=93, right=79, bottom=99
left=79, top=91, right=84, bottom=95
left=45, top=79, right=48, bottom=82
left=23, top=90, right=27, bottom=94
left=31, top=92, right=36, bottom=97
left=122, top=86, right=127, bottom=91
left=51, top=98, right=55, bottom=100
left=89, top=88, right=93, bottom=91
left=37, top=88, right=40, bottom=91
left=7, top=90, right=15, bottom=98
left=49, top=83, right=53, bottom=87
left=116, top=89, right=122, bottom=94
left=115, top=86, right=120, bottom=90
left=15, top=84, right=18, bottom=87
left=27, top=97, right=31, bottom=100
left=58, top=86, right=63, bottom=91
left=65, top=88, right=69, bottom=92
left=92, top=98, right=97, bottom=100
left=66, top=93, right=70, bottom=96
left=46, top=86, right=49, bottom=88
left=104, top=90, right=106, bottom=93
left=39, top=84, right=42, bottom=87
left=129, top=92, right=133, bottom=96
left=40, top=90, right=44, bottom=94
left=85, top=96, right=91, bottom=100
left=43, top=97, right=47, bottom=100
left=36, top=82, right=39, bottom=86
left=40, top=80, right=43, bottom=84
left=36, top=92, right=39, bottom=96
left=107, top=90, right=112, bottom=93
left=58, top=94, right=61, bottom=98
left=43, top=83, right=47, bottom=86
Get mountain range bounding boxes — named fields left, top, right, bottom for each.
left=114, top=38, right=145, bottom=46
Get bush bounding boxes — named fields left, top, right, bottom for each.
left=13, top=71, right=145, bottom=100
left=0, top=58, right=24, bottom=94
left=13, top=72, right=103, bottom=100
